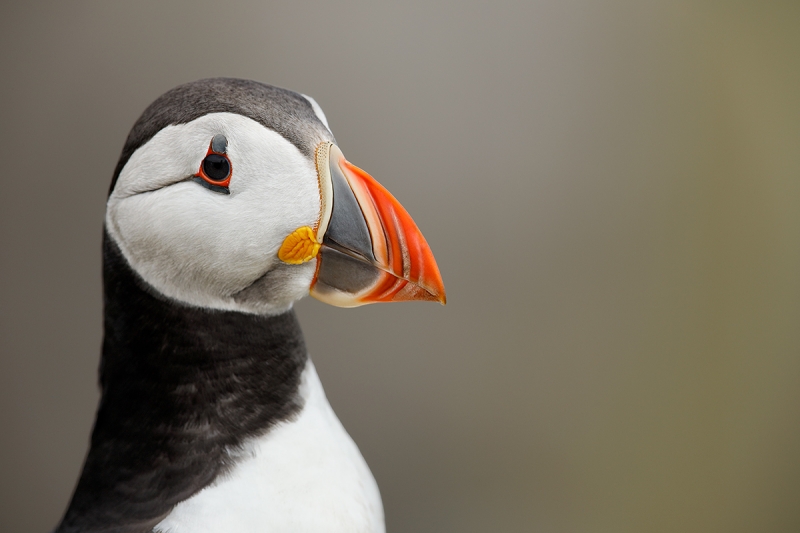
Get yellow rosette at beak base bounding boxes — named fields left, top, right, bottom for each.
left=278, top=226, right=321, bottom=264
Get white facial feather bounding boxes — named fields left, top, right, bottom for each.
left=106, top=113, right=321, bottom=314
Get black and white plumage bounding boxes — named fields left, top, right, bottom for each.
left=55, top=78, right=444, bottom=533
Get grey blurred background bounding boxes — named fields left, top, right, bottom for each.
left=1, top=1, right=799, bottom=532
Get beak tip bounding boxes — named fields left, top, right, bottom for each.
left=426, top=286, right=446, bottom=305
left=432, top=286, right=446, bottom=305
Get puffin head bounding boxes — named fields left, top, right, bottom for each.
left=105, top=78, right=445, bottom=315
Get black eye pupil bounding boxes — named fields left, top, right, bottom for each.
left=203, top=154, right=230, bottom=182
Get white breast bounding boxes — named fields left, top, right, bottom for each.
left=155, top=360, right=385, bottom=533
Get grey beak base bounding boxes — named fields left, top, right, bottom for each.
left=321, top=154, right=375, bottom=263
left=313, top=145, right=383, bottom=300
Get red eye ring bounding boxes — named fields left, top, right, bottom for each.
left=196, top=142, right=232, bottom=188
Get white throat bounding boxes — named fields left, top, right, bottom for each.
left=154, top=360, right=385, bottom=533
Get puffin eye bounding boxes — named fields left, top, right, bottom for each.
left=193, top=135, right=232, bottom=194
left=202, top=154, right=230, bottom=182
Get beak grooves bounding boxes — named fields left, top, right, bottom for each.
left=308, top=142, right=446, bottom=307
left=340, top=159, right=444, bottom=304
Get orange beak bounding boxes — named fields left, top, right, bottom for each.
left=307, top=142, right=445, bottom=307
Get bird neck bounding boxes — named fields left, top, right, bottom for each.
left=56, top=232, right=308, bottom=533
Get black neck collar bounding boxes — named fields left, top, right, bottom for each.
left=57, top=233, right=307, bottom=533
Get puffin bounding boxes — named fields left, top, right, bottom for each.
left=54, top=78, right=445, bottom=533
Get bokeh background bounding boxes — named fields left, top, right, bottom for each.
left=2, top=1, right=799, bottom=532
